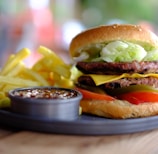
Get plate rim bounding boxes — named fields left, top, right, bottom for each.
left=0, top=109, right=158, bottom=135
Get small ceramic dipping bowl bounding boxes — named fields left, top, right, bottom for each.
left=8, top=86, right=82, bottom=120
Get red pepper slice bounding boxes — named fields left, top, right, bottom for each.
left=117, top=91, right=158, bottom=104
left=76, top=87, right=115, bottom=101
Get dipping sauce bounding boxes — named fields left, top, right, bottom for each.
left=9, top=87, right=82, bottom=120
left=12, top=88, right=78, bottom=99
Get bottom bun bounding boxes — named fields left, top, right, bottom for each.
left=80, top=99, right=158, bottom=119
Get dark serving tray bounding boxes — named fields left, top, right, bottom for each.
left=0, top=109, right=158, bottom=135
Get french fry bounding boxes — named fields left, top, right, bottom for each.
left=2, top=84, right=23, bottom=93
left=49, top=64, right=70, bottom=78
left=79, top=106, right=82, bottom=115
left=37, top=46, right=71, bottom=77
left=52, top=73, right=73, bottom=88
left=0, top=97, right=11, bottom=108
left=60, top=76, right=74, bottom=88
left=0, top=48, right=31, bottom=75
left=35, top=71, right=54, bottom=85
left=38, top=46, right=65, bottom=65
left=0, top=91, right=10, bottom=108
left=22, top=68, right=50, bottom=86
left=0, top=75, right=40, bottom=87
left=34, top=57, right=53, bottom=71
left=7, top=62, right=25, bottom=77
left=32, top=55, right=71, bottom=76
left=32, top=59, right=45, bottom=72
left=4, top=54, right=15, bottom=66
left=52, top=73, right=61, bottom=85
left=0, top=92, right=6, bottom=99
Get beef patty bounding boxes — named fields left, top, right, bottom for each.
left=76, top=61, right=158, bottom=75
left=78, top=75, right=158, bottom=90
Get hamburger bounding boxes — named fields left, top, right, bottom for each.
left=69, top=24, right=158, bottom=119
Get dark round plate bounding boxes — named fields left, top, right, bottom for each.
left=0, top=109, right=158, bottom=135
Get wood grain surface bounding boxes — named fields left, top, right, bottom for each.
left=0, top=128, right=158, bottom=154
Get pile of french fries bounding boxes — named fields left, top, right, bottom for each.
left=0, top=46, right=73, bottom=108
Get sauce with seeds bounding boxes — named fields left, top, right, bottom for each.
left=13, top=88, right=78, bottom=99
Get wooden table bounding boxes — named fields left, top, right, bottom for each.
left=0, top=126, right=158, bottom=154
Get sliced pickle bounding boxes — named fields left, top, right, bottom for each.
left=107, top=84, right=158, bottom=96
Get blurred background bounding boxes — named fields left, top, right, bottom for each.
left=0, top=0, right=158, bottom=66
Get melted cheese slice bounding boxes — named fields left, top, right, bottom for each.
left=89, top=73, right=158, bottom=86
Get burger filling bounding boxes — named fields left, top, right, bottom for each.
left=76, top=61, right=158, bottom=74
left=73, top=40, right=158, bottom=104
